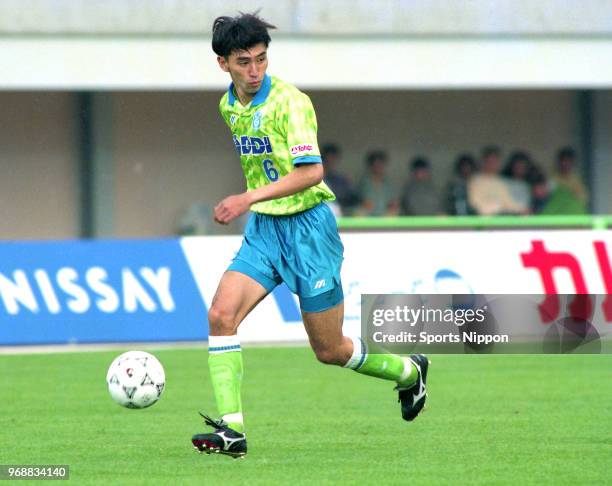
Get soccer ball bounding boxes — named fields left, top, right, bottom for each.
left=106, top=351, right=165, bottom=409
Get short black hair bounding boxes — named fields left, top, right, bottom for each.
left=366, top=150, right=388, bottom=167
left=501, top=150, right=532, bottom=177
left=530, top=169, right=548, bottom=186
left=212, top=12, right=276, bottom=57
left=454, top=153, right=476, bottom=174
left=410, top=157, right=430, bottom=171
left=321, top=143, right=341, bottom=160
left=557, top=146, right=576, bottom=162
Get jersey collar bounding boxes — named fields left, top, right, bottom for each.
left=228, top=74, right=272, bottom=107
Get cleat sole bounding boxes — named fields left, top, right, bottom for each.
left=192, top=415, right=247, bottom=459
left=193, top=443, right=245, bottom=459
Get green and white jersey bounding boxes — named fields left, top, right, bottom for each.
left=219, top=74, right=335, bottom=215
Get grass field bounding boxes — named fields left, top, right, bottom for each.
left=1, top=347, right=611, bottom=485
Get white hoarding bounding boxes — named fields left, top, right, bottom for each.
left=181, top=231, right=612, bottom=343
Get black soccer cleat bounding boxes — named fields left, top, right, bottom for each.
left=396, top=354, right=430, bottom=422
left=192, top=413, right=247, bottom=459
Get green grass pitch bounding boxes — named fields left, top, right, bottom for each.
left=1, top=347, right=611, bottom=485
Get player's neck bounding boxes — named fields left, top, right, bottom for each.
left=234, top=86, right=255, bottom=106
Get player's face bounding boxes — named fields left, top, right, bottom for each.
left=218, top=43, right=268, bottom=100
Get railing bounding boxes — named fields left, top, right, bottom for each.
left=337, top=215, right=612, bottom=230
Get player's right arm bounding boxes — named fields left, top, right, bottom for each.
left=213, top=164, right=323, bottom=224
left=214, top=85, right=326, bottom=224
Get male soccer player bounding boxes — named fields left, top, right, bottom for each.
left=192, top=12, right=429, bottom=458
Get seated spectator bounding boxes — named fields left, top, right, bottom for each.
left=501, top=151, right=534, bottom=210
left=530, top=172, right=551, bottom=214
left=356, top=150, right=399, bottom=216
left=541, top=187, right=588, bottom=214
left=321, top=143, right=360, bottom=215
left=400, top=157, right=443, bottom=215
left=530, top=168, right=587, bottom=215
left=552, top=146, right=589, bottom=205
left=468, top=146, right=527, bottom=215
left=445, top=153, right=476, bottom=215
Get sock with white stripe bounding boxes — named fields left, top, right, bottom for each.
left=343, top=336, right=418, bottom=386
left=208, top=335, right=245, bottom=434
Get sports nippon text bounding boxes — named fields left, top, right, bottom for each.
left=361, top=294, right=612, bottom=354
left=364, top=294, right=507, bottom=349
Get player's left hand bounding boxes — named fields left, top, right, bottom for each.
left=214, top=193, right=251, bottom=224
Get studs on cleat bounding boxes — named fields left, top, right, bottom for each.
left=193, top=413, right=247, bottom=458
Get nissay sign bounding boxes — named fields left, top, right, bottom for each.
left=0, top=240, right=207, bottom=344
left=0, top=231, right=610, bottom=345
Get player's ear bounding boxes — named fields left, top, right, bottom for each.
left=217, top=56, right=230, bottom=72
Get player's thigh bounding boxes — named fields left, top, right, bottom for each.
left=301, top=301, right=344, bottom=351
left=208, top=270, right=270, bottom=334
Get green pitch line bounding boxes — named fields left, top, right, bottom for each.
left=0, top=348, right=610, bottom=485
left=337, top=215, right=612, bottom=230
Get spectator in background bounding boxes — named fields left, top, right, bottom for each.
left=400, top=157, right=443, bottom=215
left=501, top=151, right=534, bottom=210
left=468, top=146, right=527, bottom=215
left=321, top=143, right=360, bottom=215
left=531, top=164, right=587, bottom=215
left=356, top=150, right=399, bottom=216
left=530, top=171, right=551, bottom=214
left=445, top=153, right=476, bottom=215
left=552, top=147, right=589, bottom=206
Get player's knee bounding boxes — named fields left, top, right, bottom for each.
left=313, top=347, right=345, bottom=366
left=208, top=305, right=238, bottom=334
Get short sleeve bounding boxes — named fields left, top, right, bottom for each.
left=279, top=92, right=321, bottom=165
left=218, top=95, right=232, bottom=128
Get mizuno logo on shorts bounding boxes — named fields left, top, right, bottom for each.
left=314, top=279, right=326, bottom=289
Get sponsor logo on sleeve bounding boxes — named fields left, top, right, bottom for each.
left=290, top=144, right=314, bottom=156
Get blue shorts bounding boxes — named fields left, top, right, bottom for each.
left=228, top=203, right=344, bottom=313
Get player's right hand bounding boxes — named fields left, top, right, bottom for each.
left=214, top=193, right=252, bottom=224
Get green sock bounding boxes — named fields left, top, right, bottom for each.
left=343, top=336, right=418, bottom=386
left=208, top=335, right=244, bottom=434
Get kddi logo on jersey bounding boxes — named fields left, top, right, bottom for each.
left=233, top=135, right=273, bottom=156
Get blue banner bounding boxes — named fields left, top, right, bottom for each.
left=0, top=239, right=208, bottom=345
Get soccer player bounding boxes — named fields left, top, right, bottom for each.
left=192, top=12, right=429, bottom=458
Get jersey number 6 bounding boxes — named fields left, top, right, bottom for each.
left=263, top=159, right=279, bottom=182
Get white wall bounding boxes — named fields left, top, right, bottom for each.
left=0, top=92, right=78, bottom=240
left=4, top=38, right=612, bottom=90
left=2, top=0, right=612, bottom=34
